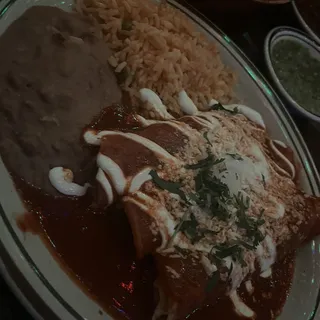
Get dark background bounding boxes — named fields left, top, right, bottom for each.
left=1, top=0, right=319, bottom=319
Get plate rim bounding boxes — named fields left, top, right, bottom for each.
left=0, top=1, right=319, bottom=320
left=292, top=0, right=320, bottom=46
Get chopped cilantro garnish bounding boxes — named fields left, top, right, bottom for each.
left=234, top=192, right=265, bottom=247
left=185, top=154, right=224, bottom=170
left=203, top=131, right=213, bottom=147
left=150, top=170, right=188, bottom=202
left=211, top=102, right=238, bottom=115
left=178, top=212, right=199, bottom=244
left=262, top=174, right=266, bottom=188
left=227, top=153, right=243, bottom=161
left=215, top=244, right=242, bottom=260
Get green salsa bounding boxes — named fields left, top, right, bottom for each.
left=272, top=39, right=320, bottom=116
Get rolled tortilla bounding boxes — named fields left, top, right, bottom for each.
left=92, top=106, right=320, bottom=320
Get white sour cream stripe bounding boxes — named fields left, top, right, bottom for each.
left=178, top=90, right=198, bottom=115
left=119, top=131, right=180, bottom=163
left=135, top=115, right=198, bottom=139
left=49, top=167, right=90, bottom=197
left=273, top=140, right=287, bottom=148
left=270, top=140, right=296, bottom=180
left=129, top=167, right=152, bottom=193
left=96, top=168, right=114, bottom=204
left=97, top=153, right=127, bottom=195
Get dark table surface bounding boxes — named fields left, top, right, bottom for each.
left=1, top=0, right=319, bottom=319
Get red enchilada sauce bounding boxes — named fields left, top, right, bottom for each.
left=14, top=105, right=294, bottom=320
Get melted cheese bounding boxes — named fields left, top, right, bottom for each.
left=213, top=148, right=270, bottom=196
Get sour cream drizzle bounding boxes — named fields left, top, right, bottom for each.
left=49, top=167, right=90, bottom=197
left=177, top=90, right=265, bottom=128
left=178, top=90, right=198, bottom=115
left=140, top=88, right=174, bottom=120
left=97, top=154, right=126, bottom=195
left=270, top=140, right=295, bottom=180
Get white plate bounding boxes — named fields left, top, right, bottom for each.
left=0, top=1, right=319, bottom=320
left=292, top=0, right=320, bottom=46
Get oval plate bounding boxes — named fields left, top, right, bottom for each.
left=0, top=1, right=319, bottom=320
left=292, top=0, right=320, bottom=46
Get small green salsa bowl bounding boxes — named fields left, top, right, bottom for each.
left=264, top=26, right=320, bottom=123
